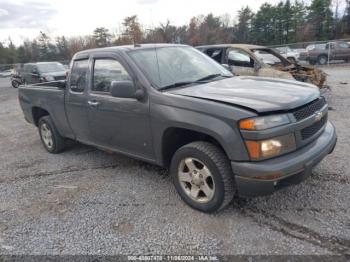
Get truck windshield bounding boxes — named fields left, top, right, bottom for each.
left=129, top=46, right=232, bottom=90
left=37, top=63, right=66, bottom=73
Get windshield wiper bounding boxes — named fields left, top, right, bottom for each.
left=158, top=74, right=233, bottom=91
left=158, top=81, right=206, bottom=91
left=196, top=74, right=232, bottom=82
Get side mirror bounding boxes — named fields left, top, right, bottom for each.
left=110, top=80, right=144, bottom=100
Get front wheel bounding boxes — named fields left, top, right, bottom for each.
left=170, top=141, right=235, bottom=213
left=38, top=116, right=66, bottom=153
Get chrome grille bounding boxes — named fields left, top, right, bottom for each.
left=293, top=97, right=326, bottom=121
left=301, top=113, right=328, bottom=140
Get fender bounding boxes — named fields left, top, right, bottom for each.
left=150, top=102, right=251, bottom=165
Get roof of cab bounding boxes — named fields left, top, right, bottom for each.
left=196, top=44, right=265, bottom=50
left=74, top=43, right=188, bottom=57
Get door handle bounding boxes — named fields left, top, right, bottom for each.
left=88, top=100, right=100, bottom=107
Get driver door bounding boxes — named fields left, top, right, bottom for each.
left=86, top=53, right=154, bottom=160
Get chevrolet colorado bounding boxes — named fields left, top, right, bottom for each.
left=18, top=44, right=337, bottom=213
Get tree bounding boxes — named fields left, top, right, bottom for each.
left=122, top=15, right=142, bottom=44
left=38, top=31, right=51, bottom=60
left=187, top=17, right=200, bottom=45
left=56, top=36, right=70, bottom=60
left=307, top=0, right=333, bottom=40
left=235, top=6, right=254, bottom=43
left=344, top=0, right=350, bottom=35
left=291, top=0, right=307, bottom=42
left=251, top=3, right=276, bottom=45
left=93, top=27, right=111, bottom=47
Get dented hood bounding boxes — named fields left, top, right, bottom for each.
left=168, top=76, right=320, bottom=113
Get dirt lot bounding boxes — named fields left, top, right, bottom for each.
left=0, top=68, right=349, bottom=256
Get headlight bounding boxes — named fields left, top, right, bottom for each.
left=245, top=134, right=296, bottom=160
left=239, top=114, right=290, bottom=130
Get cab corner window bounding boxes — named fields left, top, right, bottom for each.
left=70, top=59, right=88, bottom=92
left=92, top=59, right=131, bottom=93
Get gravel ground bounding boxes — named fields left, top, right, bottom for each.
left=0, top=68, right=349, bottom=256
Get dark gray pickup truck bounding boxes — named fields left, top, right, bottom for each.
left=18, top=44, right=337, bottom=213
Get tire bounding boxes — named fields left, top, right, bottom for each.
left=38, top=116, right=65, bottom=153
left=317, top=55, right=328, bottom=65
left=170, top=141, right=235, bottom=213
left=11, top=81, right=19, bottom=88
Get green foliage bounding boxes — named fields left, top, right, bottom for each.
left=93, top=27, right=111, bottom=47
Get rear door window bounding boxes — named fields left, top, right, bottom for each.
left=70, top=59, right=88, bottom=93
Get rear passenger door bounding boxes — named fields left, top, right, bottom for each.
left=65, top=58, right=91, bottom=143
left=86, top=53, right=153, bottom=160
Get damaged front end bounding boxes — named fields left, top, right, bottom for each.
left=275, top=63, right=327, bottom=89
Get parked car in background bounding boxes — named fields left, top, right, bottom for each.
left=300, top=41, right=350, bottom=65
left=196, top=44, right=327, bottom=88
left=0, top=69, right=12, bottom=78
left=18, top=44, right=337, bottom=213
left=275, top=46, right=300, bottom=63
left=306, top=43, right=326, bottom=51
left=22, top=62, right=67, bottom=85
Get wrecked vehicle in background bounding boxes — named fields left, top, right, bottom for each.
left=196, top=44, right=327, bottom=89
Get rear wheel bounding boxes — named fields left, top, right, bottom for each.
left=11, top=80, right=19, bottom=88
left=317, top=55, right=328, bottom=65
left=170, top=141, right=235, bottom=213
left=38, top=116, right=66, bottom=153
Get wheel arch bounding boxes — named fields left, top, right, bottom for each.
left=161, top=127, right=228, bottom=168
left=32, top=107, right=50, bottom=126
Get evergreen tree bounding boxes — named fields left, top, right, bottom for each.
left=235, top=6, right=254, bottom=43
left=93, top=27, right=111, bottom=47
left=307, top=0, right=333, bottom=40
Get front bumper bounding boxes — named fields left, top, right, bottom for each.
left=232, top=122, right=337, bottom=197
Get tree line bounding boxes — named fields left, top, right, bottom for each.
left=1, top=0, right=350, bottom=66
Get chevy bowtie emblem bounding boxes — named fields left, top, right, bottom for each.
left=314, top=111, right=323, bottom=122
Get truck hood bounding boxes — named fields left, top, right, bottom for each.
left=168, top=76, right=320, bottom=113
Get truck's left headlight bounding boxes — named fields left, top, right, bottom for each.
left=245, top=134, right=296, bottom=160
left=239, top=114, right=290, bottom=130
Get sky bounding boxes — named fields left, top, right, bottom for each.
left=0, top=0, right=313, bottom=46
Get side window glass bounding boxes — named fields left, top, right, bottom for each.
left=70, top=59, right=88, bottom=93
left=227, top=50, right=254, bottom=67
left=339, top=43, right=349, bottom=49
left=92, top=59, right=131, bottom=93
